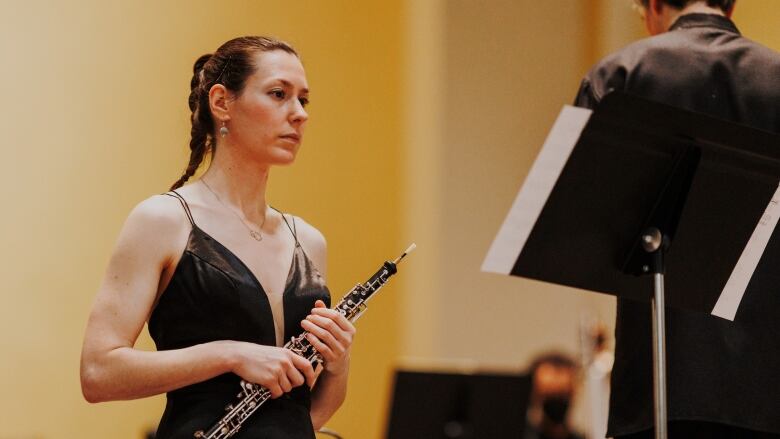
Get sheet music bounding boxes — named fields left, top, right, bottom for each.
left=712, top=183, right=780, bottom=321
left=482, top=105, right=592, bottom=274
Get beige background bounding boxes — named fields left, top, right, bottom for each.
left=0, top=1, right=777, bottom=438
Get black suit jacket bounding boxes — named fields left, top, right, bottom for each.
left=574, top=13, right=780, bottom=436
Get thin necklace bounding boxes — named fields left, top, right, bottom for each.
left=200, top=178, right=266, bottom=242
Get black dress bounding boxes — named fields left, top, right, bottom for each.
left=148, top=191, right=330, bottom=439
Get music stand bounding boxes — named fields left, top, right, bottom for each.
left=483, top=92, right=780, bottom=439
left=385, top=369, right=531, bottom=439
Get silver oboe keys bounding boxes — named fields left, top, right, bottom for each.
left=193, top=244, right=416, bottom=438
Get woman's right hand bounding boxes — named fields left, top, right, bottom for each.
left=228, top=342, right=317, bottom=398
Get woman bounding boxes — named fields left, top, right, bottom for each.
left=80, top=36, right=355, bottom=438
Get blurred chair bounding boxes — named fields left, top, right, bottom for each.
left=386, top=369, right=531, bottom=438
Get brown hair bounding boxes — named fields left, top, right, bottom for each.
left=170, top=36, right=298, bottom=190
left=635, top=0, right=736, bottom=13
left=528, top=351, right=577, bottom=381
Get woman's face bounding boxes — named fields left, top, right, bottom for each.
left=226, top=49, right=309, bottom=165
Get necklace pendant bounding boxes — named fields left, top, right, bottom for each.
left=249, top=230, right=263, bottom=241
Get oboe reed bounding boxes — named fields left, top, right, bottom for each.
left=393, top=243, right=417, bottom=264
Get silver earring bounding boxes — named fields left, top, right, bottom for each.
left=219, top=121, right=229, bottom=137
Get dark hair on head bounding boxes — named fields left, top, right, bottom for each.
left=527, top=351, right=577, bottom=379
left=170, top=36, right=299, bottom=190
left=636, top=0, right=736, bottom=12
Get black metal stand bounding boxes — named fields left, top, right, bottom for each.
left=651, top=271, right=667, bottom=439
left=642, top=227, right=667, bottom=439
left=622, top=142, right=700, bottom=439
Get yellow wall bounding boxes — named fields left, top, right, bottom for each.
left=400, top=0, right=446, bottom=361
left=400, top=0, right=615, bottom=370
left=733, top=0, right=780, bottom=50
left=0, top=1, right=401, bottom=438
left=2, top=1, right=779, bottom=438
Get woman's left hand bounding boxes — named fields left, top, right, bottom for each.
left=300, top=300, right=356, bottom=376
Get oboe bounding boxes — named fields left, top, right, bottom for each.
left=194, top=244, right=416, bottom=439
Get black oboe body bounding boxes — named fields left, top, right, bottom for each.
left=194, top=246, right=415, bottom=439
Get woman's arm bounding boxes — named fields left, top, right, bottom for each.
left=293, top=218, right=355, bottom=429
left=306, top=300, right=354, bottom=430
left=80, top=196, right=315, bottom=402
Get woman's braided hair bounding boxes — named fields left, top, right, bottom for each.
left=170, top=36, right=298, bottom=190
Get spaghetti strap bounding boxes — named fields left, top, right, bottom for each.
left=273, top=207, right=299, bottom=245
left=164, top=190, right=196, bottom=226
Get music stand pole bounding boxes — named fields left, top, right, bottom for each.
left=652, top=272, right=668, bottom=439
left=642, top=228, right=667, bottom=439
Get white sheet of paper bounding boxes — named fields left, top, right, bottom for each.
left=711, top=183, right=780, bottom=321
left=482, top=105, right=592, bottom=275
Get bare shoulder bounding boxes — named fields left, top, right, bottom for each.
left=126, top=193, right=190, bottom=235
left=287, top=214, right=327, bottom=276
left=290, top=215, right=326, bottom=251
left=116, top=193, right=192, bottom=263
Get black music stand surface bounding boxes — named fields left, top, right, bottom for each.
left=385, top=370, right=531, bottom=439
left=482, top=92, right=780, bottom=438
left=483, top=91, right=780, bottom=319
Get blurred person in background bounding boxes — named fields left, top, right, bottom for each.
left=524, top=352, right=585, bottom=439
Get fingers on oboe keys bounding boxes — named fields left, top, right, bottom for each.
left=233, top=343, right=313, bottom=398
left=289, top=350, right=317, bottom=388
left=270, top=351, right=312, bottom=398
left=301, top=304, right=356, bottom=373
